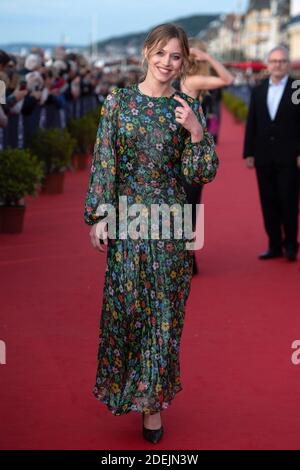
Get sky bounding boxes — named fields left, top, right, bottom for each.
left=0, top=0, right=248, bottom=46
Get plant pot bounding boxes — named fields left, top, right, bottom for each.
left=72, top=153, right=90, bottom=170
left=0, top=205, right=26, bottom=234
left=42, top=172, right=65, bottom=194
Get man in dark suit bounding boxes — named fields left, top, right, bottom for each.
left=243, top=46, right=300, bottom=261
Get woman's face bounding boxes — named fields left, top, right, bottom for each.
left=146, top=38, right=183, bottom=84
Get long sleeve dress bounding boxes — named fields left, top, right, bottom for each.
left=84, top=83, right=219, bottom=416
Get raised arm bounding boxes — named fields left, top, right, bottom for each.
left=184, top=48, right=234, bottom=91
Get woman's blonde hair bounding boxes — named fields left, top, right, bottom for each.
left=141, top=23, right=190, bottom=81
left=186, top=38, right=210, bottom=77
left=182, top=38, right=212, bottom=101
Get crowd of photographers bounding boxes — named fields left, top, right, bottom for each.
left=0, top=47, right=140, bottom=143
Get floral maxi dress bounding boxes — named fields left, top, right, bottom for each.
left=84, top=84, right=219, bottom=415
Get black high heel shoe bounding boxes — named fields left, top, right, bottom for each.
left=142, top=413, right=164, bottom=444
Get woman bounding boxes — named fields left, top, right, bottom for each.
left=84, top=23, right=218, bottom=444
left=179, top=39, right=233, bottom=274
left=180, top=38, right=234, bottom=99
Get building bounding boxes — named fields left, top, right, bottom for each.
left=198, top=14, right=244, bottom=61
left=288, top=0, right=300, bottom=60
left=242, top=0, right=290, bottom=60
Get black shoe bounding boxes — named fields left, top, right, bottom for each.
left=143, top=425, right=164, bottom=444
left=284, top=250, right=297, bottom=262
left=258, top=250, right=283, bottom=260
left=142, top=413, right=164, bottom=444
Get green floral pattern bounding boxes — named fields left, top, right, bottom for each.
left=84, top=84, right=218, bottom=415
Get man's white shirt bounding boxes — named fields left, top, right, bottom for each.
left=267, top=75, right=288, bottom=121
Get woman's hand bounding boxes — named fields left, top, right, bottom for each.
left=174, top=95, right=204, bottom=142
left=189, top=47, right=209, bottom=62
left=89, top=221, right=108, bottom=252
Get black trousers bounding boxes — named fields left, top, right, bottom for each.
left=182, top=181, right=203, bottom=232
left=255, top=164, right=300, bottom=252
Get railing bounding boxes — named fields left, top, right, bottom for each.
left=0, top=94, right=98, bottom=150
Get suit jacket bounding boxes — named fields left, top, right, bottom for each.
left=243, top=77, right=300, bottom=167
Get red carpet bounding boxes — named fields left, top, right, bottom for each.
left=1, top=107, right=300, bottom=450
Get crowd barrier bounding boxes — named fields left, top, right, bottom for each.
left=0, top=94, right=98, bottom=150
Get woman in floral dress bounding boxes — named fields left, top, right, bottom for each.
left=84, top=23, right=219, bottom=443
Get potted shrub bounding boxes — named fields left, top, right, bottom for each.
left=223, top=91, right=249, bottom=123
left=0, top=148, right=44, bottom=233
left=236, top=102, right=248, bottom=122
left=29, top=128, right=75, bottom=194
left=68, top=115, right=97, bottom=170
left=86, top=108, right=100, bottom=154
